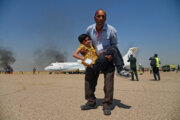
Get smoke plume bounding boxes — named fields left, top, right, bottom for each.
left=0, top=46, right=16, bottom=70
left=34, top=47, right=67, bottom=70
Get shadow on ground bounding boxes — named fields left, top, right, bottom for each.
left=96, top=98, right=132, bottom=110
left=149, top=79, right=159, bottom=81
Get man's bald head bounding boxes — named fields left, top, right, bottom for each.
left=94, top=9, right=106, bottom=28
left=94, top=9, right=106, bottom=17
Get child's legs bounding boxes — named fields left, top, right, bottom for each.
left=105, top=46, right=124, bottom=67
left=93, top=46, right=124, bottom=72
left=105, top=46, right=124, bottom=73
left=93, top=53, right=109, bottom=72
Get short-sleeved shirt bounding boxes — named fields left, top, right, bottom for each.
left=86, top=24, right=118, bottom=54
left=77, top=44, right=98, bottom=66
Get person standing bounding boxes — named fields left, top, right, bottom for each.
left=33, top=67, right=36, bottom=75
left=80, top=9, right=121, bottom=115
left=176, top=64, right=180, bottom=73
left=149, top=54, right=161, bottom=80
left=128, top=55, right=138, bottom=81
left=138, top=64, right=143, bottom=75
left=150, top=66, right=153, bottom=74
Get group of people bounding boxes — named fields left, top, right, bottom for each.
left=125, top=53, right=161, bottom=81
left=72, top=9, right=161, bottom=116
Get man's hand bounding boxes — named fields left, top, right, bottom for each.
left=88, top=64, right=93, bottom=68
left=80, top=48, right=88, bottom=56
left=97, top=50, right=107, bottom=56
left=105, top=55, right=113, bottom=61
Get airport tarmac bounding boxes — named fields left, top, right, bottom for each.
left=0, top=72, right=180, bottom=120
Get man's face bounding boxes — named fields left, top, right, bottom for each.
left=82, top=37, right=91, bottom=47
left=94, top=10, right=106, bottom=26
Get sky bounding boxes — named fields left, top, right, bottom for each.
left=0, top=0, right=180, bottom=71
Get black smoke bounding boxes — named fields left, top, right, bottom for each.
left=34, top=47, right=67, bottom=70
left=0, top=46, right=16, bottom=70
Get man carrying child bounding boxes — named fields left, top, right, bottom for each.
left=73, top=9, right=129, bottom=115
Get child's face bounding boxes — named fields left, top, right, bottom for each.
left=82, top=37, right=91, bottom=47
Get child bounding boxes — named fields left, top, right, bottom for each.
left=73, top=34, right=129, bottom=77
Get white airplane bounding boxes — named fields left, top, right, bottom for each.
left=123, top=47, right=139, bottom=69
left=44, top=60, right=86, bottom=72
left=44, top=47, right=139, bottom=72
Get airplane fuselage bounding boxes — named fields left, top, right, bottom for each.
left=44, top=47, right=139, bottom=72
left=44, top=61, right=86, bottom=72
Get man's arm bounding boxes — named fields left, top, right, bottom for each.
left=149, top=57, right=153, bottom=60
left=110, top=28, right=118, bottom=46
left=105, top=55, right=113, bottom=61
left=106, top=28, right=118, bottom=61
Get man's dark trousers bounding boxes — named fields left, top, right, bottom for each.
left=152, top=67, right=160, bottom=80
left=131, top=67, right=138, bottom=80
left=85, top=67, right=99, bottom=106
left=85, top=63, right=115, bottom=109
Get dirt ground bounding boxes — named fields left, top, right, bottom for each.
left=0, top=71, right=180, bottom=120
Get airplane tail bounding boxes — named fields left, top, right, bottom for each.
left=123, top=47, right=139, bottom=68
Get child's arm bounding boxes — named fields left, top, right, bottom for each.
left=73, top=49, right=85, bottom=61
left=73, top=49, right=92, bottom=67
